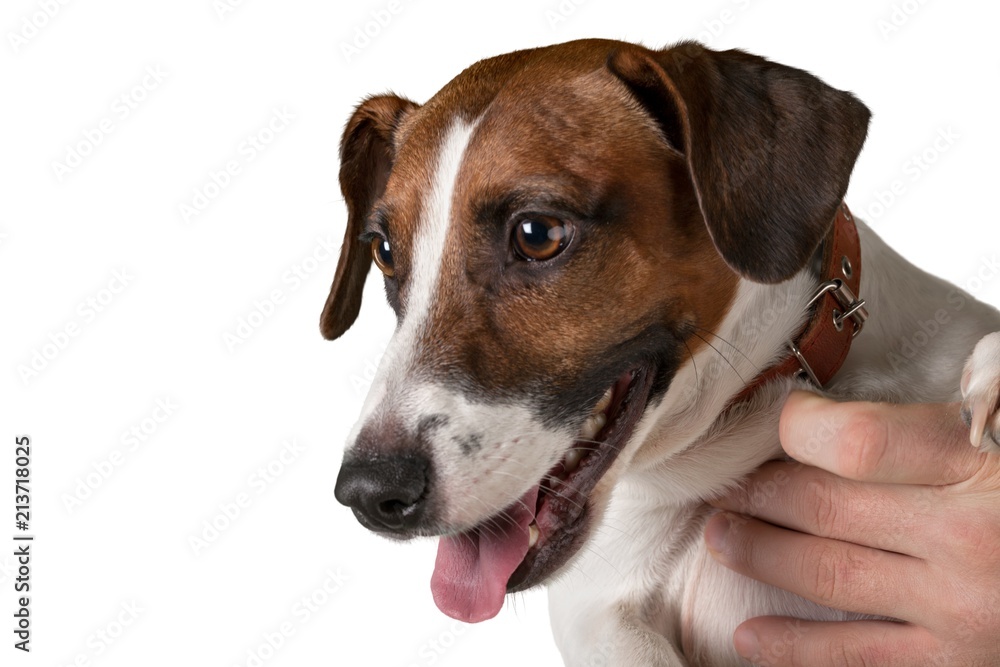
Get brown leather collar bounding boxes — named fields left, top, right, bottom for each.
left=733, top=203, right=868, bottom=404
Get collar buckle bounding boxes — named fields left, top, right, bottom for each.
left=806, top=279, right=869, bottom=338
left=728, top=203, right=868, bottom=404
left=790, top=277, right=869, bottom=389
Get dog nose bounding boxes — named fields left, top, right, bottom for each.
left=334, top=453, right=430, bottom=533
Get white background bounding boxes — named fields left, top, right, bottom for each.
left=2, top=0, right=998, bottom=665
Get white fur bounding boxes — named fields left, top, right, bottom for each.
left=961, top=332, right=1000, bottom=448
left=346, top=119, right=478, bottom=444
left=342, top=114, right=1000, bottom=664
left=343, top=117, right=579, bottom=528
left=548, top=220, right=1000, bottom=666
left=405, top=119, right=479, bottom=349
left=407, top=383, right=573, bottom=527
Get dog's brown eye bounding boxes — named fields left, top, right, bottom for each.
left=371, top=237, right=395, bottom=277
left=513, top=216, right=572, bottom=261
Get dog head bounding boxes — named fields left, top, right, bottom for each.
left=322, top=39, right=869, bottom=622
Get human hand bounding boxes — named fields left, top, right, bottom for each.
left=705, top=391, right=1000, bottom=666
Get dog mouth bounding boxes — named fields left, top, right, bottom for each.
left=430, top=365, right=655, bottom=623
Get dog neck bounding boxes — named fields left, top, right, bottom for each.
left=731, top=204, right=867, bottom=403
left=616, top=209, right=869, bottom=502
left=619, top=270, right=814, bottom=498
left=618, top=211, right=999, bottom=505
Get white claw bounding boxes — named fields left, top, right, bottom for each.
left=961, top=332, right=1000, bottom=450
left=969, top=395, right=995, bottom=449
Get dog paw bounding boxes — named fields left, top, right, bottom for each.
left=961, top=332, right=1000, bottom=451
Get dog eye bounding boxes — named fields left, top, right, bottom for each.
left=512, top=216, right=572, bottom=261
left=371, top=237, right=395, bottom=277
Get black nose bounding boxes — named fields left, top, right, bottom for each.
left=334, top=454, right=430, bottom=533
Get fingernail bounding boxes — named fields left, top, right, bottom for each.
left=733, top=625, right=760, bottom=659
left=705, top=512, right=731, bottom=553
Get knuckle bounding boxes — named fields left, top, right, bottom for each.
left=835, top=637, right=887, bottom=667
left=801, top=541, right=871, bottom=608
left=944, top=588, right=978, bottom=625
left=940, top=575, right=1000, bottom=631
left=803, top=477, right=844, bottom=533
left=941, top=509, right=1000, bottom=565
left=835, top=641, right=864, bottom=667
left=839, top=408, right=890, bottom=479
left=801, top=541, right=844, bottom=605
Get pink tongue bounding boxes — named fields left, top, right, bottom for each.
left=431, top=486, right=539, bottom=623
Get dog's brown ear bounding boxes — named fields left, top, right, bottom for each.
left=607, top=42, right=870, bottom=283
left=321, top=94, right=419, bottom=340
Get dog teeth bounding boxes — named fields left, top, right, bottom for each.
left=578, top=412, right=607, bottom=441
left=593, top=387, right=613, bottom=415
left=563, top=447, right=585, bottom=472
left=593, top=411, right=607, bottom=431
left=528, top=523, right=539, bottom=548
left=565, top=386, right=613, bottom=472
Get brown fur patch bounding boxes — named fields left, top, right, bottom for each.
left=320, top=94, right=418, bottom=340
left=324, top=38, right=869, bottom=414
left=416, top=67, right=737, bottom=395
left=607, top=42, right=871, bottom=283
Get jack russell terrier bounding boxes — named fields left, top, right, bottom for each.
left=322, top=39, right=1000, bottom=666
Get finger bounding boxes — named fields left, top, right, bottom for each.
left=705, top=512, right=926, bottom=621
left=734, top=617, right=937, bottom=667
left=779, top=391, right=991, bottom=485
left=710, top=461, right=937, bottom=558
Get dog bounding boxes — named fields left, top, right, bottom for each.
left=321, top=39, right=1000, bottom=666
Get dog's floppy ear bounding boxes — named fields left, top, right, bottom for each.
left=321, top=94, right=418, bottom=340
left=607, top=42, right=870, bottom=283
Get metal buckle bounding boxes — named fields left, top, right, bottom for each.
left=805, top=279, right=868, bottom=337
left=788, top=340, right=821, bottom=386
left=789, top=279, right=870, bottom=388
